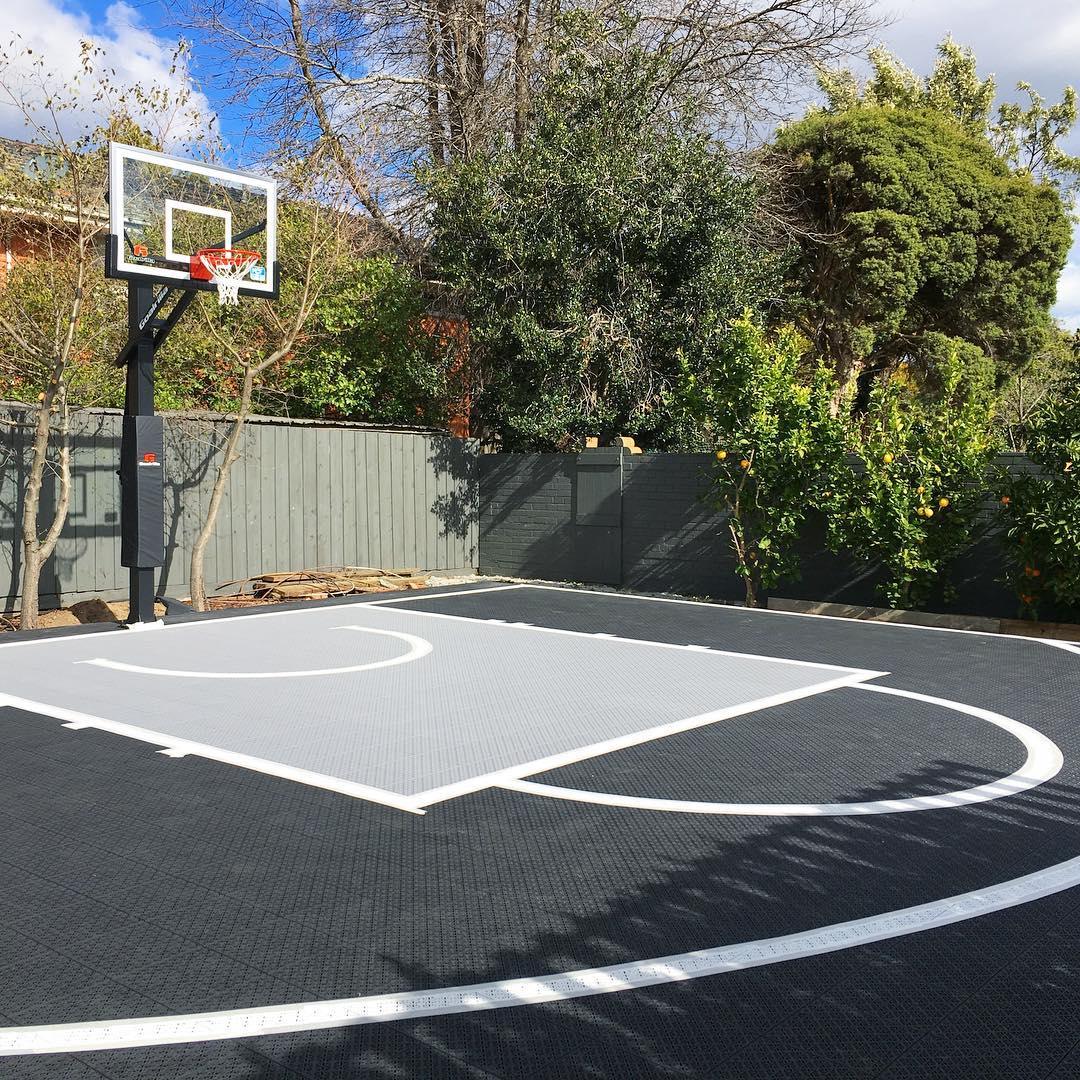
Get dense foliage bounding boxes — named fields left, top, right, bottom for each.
left=773, top=106, right=1072, bottom=397
left=824, top=341, right=999, bottom=609
left=999, top=359, right=1080, bottom=619
left=280, top=256, right=456, bottom=427
left=684, top=315, right=844, bottom=607
left=427, top=18, right=781, bottom=451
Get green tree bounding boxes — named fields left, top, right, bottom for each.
left=824, top=340, right=999, bottom=610
left=773, top=105, right=1072, bottom=399
left=278, top=255, right=456, bottom=427
left=998, top=359, right=1080, bottom=619
left=0, top=40, right=206, bottom=627
left=184, top=190, right=361, bottom=610
left=818, top=37, right=1080, bottom=192
left=682, top=315, right=844, bottom=608
left=426, top=16, right=780, bottom=451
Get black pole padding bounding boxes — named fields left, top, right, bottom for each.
left=119, top=284, right=165, bottom=624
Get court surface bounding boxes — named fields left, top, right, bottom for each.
left=1, top=580, right=1079, bottom=1078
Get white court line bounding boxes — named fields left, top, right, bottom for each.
left=0, top=693, right=425, bottom=816
left=5, top=850, right=1080, bottom=1055
left=364, top=602, right=879, bottom=677
left=408, top=670, right=883, bottom=808
left=79, top=626, right=431, bottom=679
left=515, top=583, right=1080, bottom=654
left=500, top=683, right=1063, bottom=816
left=0, top=583, right=526, bottom=650
left=1043, top=639, right=1080, bottom=656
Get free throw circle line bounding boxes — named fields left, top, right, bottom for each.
left=77, top=626, right=431, bottom=679
left=499, top=684, right=1063, bottom=816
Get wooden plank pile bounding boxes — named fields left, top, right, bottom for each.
left=216, top=567, right=430, bottom=603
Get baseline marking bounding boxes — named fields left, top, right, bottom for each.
left=498, top=683, right=1063, bottom=816
left=515, top=583, right=1080, bottom=655
left=5, top=852, right=1080, bottom=1055
left=0, top=583, right=526, bottom=650
left=78, top=626, right=431, bottom=679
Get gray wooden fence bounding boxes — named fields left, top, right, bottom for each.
left=1, top=404, right=478, bottom=610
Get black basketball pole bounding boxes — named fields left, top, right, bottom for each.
left=119, top=283, right=166, bottom=624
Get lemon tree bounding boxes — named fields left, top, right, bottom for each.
left=684, top=315, right=844, bottom=608
left=998, top=360, right=1080, bottom=619
left=825, top=339, right=998, bottom=610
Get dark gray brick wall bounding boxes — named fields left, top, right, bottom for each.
left=621, top=456, right=742, bottom=601
left=479, top=454, right=620, bottom=585
left=478, top=451, right=1057, bottom=620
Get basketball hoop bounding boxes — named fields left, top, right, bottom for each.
left=191, top=248, right=262, bottom=306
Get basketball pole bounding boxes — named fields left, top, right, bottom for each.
left=109, top=209, right=270, bottom=625
left=119, top=283, right=166, bottom=624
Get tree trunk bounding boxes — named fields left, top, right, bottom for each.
left=18, top=391, right=71, bottom=630
left=189, top=372, right=254, bottom=611
left=512, top=0, right=531, bottom=151
left=425, top=14, right=446, bottom=165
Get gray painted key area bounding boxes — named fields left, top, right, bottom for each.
left=0, top=597, right=869, bottom=800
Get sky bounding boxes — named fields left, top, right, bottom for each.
left=0, top=0, right=1078, bottom=328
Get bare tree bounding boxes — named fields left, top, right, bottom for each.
left=176, top=0, right=883, bottom=249
left=0, top=40, right=206, bottom=628
left=187, top=185, right=363, bottom=610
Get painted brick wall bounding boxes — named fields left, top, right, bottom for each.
left=479, top=450, right=1052, bottom=620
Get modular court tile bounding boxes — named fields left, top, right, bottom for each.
left=0, top=582, right=1077, bottom=1079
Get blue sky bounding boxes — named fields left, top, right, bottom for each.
left=2, top=0, right=1079, bottom=327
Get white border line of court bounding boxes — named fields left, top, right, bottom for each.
left=499, top=683, right=1064, bottom=816
left=0, top=693, right=425, bottom=815
left=78, top=626, right=431, bottom=679
left=5, top=850, right=1080, bottom=1055
left=514, top=583, right=1080, bottom=653
left=0, top=596, right=880, bottom=814
left=407, top=670, right=883, bottom=808
left=363, top=602, right=879, bottom=677
left=0, top=584, right=526, bottom=650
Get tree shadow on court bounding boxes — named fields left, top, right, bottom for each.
left=229, top=760, right=1080, bottom=1080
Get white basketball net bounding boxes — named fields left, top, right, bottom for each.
left=199, top=251, right=260, bottom=306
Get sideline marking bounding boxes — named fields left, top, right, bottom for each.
left=500, top=684, right=1063, bottom=816
left=365, top=602, right=880, bottom=677
left=79, top=626, right=431, bottom=679
left=5, top=851, right=1080, bottom=1055
left=408, top=671, right=884, bottom=808
left=0, top=693, right=425, bottom=816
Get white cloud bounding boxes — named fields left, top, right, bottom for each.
left=881, top=0, right=1080, bottom=115
left=0, top=0, right=214, bottom=148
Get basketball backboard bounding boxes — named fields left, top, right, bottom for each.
left=106, top=143, right=278, bottom=299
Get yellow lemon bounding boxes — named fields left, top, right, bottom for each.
left=939, top=498, right=949, bottom=508
left=716, top=450, right=727, bottom=460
